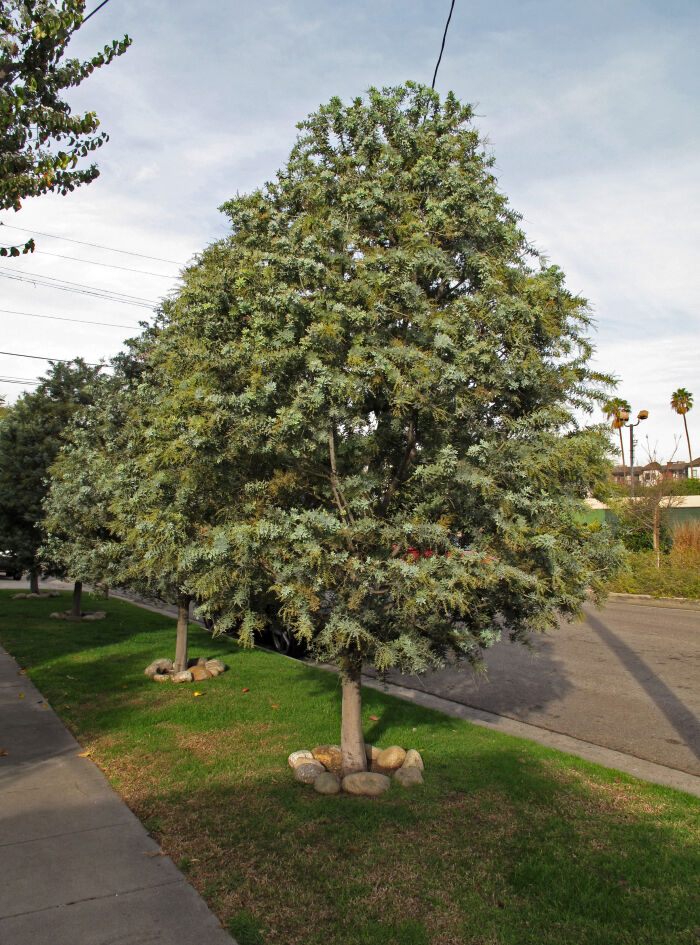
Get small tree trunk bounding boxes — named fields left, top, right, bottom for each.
left=618, top=428, right=626, bottom=469
left=103, top=587, right=110, bottom=600
left=174, top=594, right=191, bottom=673
left=653, top=505, right=661, bottom=570
left=71, top=580, right=83, bottom=617
left=29, top=571, right=39, bottom=594
left=340, top=655, right=367, bottom=776
left=683, top=414, right=693, bottom=467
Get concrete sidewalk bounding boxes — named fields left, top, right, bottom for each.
left=0, top=643, right=236, bottom=945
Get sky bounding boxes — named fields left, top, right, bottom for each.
left=1, top=0, right=698, bottom=464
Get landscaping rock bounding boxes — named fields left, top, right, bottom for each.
left=402, top=749, right=424, bottom=771
left=170, top=670, right=193, bottom=683
left=83, top=611, right=106, bottom=621
left=312, top=744, right=342, bottom=776
left=49, top=612, right=63, bottom=619
left=190, top=664, right=212, bottom=682
left=288, top=750, right=315, bottom=768
left=314, top=771, right=341, bottom=795
left=394, top=766, right=424, bottom=787
left=205, top=659, right=226, bottom=676
left=153, top=673, right=171, bottom=683
left=365, top=743, right=381, bottom=765
left=294, top=761, right=325, bottom=784
left=12, top=593, right=26, bottom=599
left=342, top=772, right=391, bottom=797
left=376, top=746, right=406, bottom=771
left=145, top=658, right=174, bottom=678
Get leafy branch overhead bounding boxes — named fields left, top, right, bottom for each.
left=0, top=0, right=131, bottom=252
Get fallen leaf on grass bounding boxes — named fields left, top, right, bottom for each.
left=122, top=685, right=128, bottom=689
left=369, top=716, right=379, bottom=721
left=193, top=691, right=204, bottom=697
left=78, top=751, right=91, bottom=758
left=242, top=688, right=249, bottom=693
left=271, top=704, right=279, bottom=709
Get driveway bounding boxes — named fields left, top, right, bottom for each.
left=367, top=597, right=700, bottom=776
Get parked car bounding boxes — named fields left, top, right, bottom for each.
left=0, top=550, right=22, bottom=580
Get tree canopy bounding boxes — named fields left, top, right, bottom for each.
left=0, top=359, right=101, bottom=589
left=0, top=0, right=130, bottom=253
left=153, top=83, right=623, bottom=772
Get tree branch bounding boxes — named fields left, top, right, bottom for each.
left=377, top=415, right=417, bottom=516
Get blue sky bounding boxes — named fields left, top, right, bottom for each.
left=1, top=0, right=698, bottom=462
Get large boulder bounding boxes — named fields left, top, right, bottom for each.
left=342, top=772, right=391, bottom=797
left=171, top=670, right=193, bottom=684
left=288, top=750, right=315, bottom=768
left=394, top=766, right=424, bottom=787
left=376, top=746, right=406, bottom=772
left=144, top=658, right=174, bottom=678
left=205, top=659, right=226, bottom=677
left=314, top=771, right=341, bottom=795
left=294, top=761, right=325, bottom=784
left=402, top=749, right=424, bottom=771
left=312, top=744, right=342, bottom=776
left=191, top=664, right=212, bottom=682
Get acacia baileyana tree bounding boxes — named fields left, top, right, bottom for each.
left=0, top=0, right=130, bottom=253
left=164, top=83, right=623, bottom=773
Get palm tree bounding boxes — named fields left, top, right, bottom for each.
left=671, top=388, right=694, bottom=467
left=603, top=397, right=631, bottom=467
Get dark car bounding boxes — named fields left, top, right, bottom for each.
left=0, top=550, right=23, bottom=580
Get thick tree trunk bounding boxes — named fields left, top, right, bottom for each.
left=340, top=656, right=367, bottom=776
left=71, top=580, right=83, bottom=618
left=29, top=571, right=39, bottom=594
left=174, top=594, right=191, bottom=673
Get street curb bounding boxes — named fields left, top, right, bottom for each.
left=359, top=676, right=700, bottom=798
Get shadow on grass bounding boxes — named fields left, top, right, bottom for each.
left=115, top=742, right=699, bottom=945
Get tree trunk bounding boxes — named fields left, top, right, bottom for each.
left=29, top=571, right=39, bottom=594
left=174, top=594, right=191, bottom=673
left=617, top=427, right=626, bottom=469
left=653, top=505, right=661, bottom=570
left=340, top=656, right=367, bottom=776
left=683, top=414, right=693, bottom=467
left=71, top=580, right=83, bottom=617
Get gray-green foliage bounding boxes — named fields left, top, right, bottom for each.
left=159, top=83, right=623, bottom=678
left=0, top=360, right=101, bottom=577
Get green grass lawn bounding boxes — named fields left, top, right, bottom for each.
left=1, top=591, right=698, bottom=945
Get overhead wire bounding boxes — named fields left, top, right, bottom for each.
left=0, top=350, right=103, bottom=366
left=0, top=223, right=182, bottom=265
left=0, top=308, right=140, bottom=329
left=431, top=0, right=456, bottom=89
left=0, top=269, right=157, bottom=307
left=33, top=250, right=180, bottom=279
left=82, top=0, right=112, bottom=24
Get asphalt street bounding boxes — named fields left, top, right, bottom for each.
left=366, top=596, right=700, bottom=777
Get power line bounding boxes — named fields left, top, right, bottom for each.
left=0, top=350, right=103, bottom=367
left=34, top=250, right=180, bottom=280
left=83, top=0, right=112, bottom=24
left=0, top=223, right=182, bottom=265
left=0, top=308, right=139, bottom=329
left=431, top=0, right=456, bottom=89
left=0, top=376, right=40, bottom=385
left=0, top=269, right=157, bottom=308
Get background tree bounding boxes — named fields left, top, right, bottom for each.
left=165, top=83, right=624, bottom=775
left=602, top=397, right=630, bottom=467
left=0, top=359, right=101, bottom=595
left=670, top=388, right=694, bottom=467
left=0, top=0, right=130, bottom=253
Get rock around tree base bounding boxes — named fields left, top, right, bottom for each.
left=288, top=743, right=425, bottom=796
left=144, top=656, right=227, bottom=684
